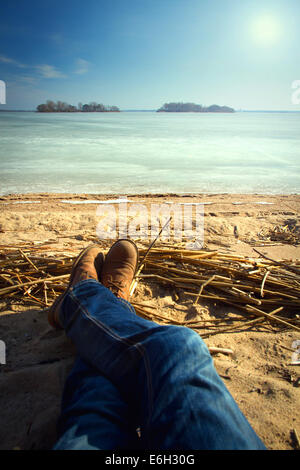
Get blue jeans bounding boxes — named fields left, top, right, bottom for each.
left=53, top=280, right=266, bottom=450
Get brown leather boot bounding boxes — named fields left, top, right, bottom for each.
left=101, top=239, right=138, bottom=300
left=48, top=244, right=104, bottom=329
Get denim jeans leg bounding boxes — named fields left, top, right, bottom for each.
left=57, top=279, right=266, bottom=450
left=53, top=356, right=140, bottom=450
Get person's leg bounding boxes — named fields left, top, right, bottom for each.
left=58, top=279, right=266, bottom=450
left=53, top=356, right=140, bottom=450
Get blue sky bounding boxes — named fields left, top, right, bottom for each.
left=0, top=0, right=299, bottom=110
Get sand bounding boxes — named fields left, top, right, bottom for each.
left=0, top=192, right=299, bottom=450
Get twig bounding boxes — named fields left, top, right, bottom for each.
left=194, top=275, right=216, bottom=305
left=139, top=217, right=173, bottom=266
left=19, top=249, right=39, bottom=272
left=129, top=263, right=144, bottom=297
left=260, top=271, right=270, bottom=298
left=208, top=347, right=234, bottom=355
left=292, top=428, right=300, bottom=449
left=245, top=304, right=300, bottom=333
left=43, top=282, right=48, bottom=306
left=0, top=274, right=69, bottom=296
left=129, top=216, right=172, bottom=296
left=253, top=249, right=300, bottom=275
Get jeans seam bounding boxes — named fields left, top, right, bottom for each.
left=68, top=289, right=154, bottom=435
left=117, top=297, right=136, bottom=314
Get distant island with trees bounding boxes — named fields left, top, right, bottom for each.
left=36, top=100, right=120, bottom=112
left=35, top=100, right=234, bottom=113
left=157, top=102, right=235, bottom=113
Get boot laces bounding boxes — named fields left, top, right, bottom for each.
left=105, top=279, right=126, bottom=296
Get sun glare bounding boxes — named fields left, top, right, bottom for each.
left=251, top=15, right=282, bottom=45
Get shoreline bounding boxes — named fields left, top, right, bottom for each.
left=1, top=191, right=299, bottom=199
left=1, top=192, right=299, bottom=259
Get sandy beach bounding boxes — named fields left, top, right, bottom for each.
left=0, top=192, right=299, bottom=450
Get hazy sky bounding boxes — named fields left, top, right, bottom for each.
left=0, top=0, right=299, bottom=110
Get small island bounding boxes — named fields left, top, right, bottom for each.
left=36, top=100, right=120, bottom=112
left=157, top=102, right=235, bottom=113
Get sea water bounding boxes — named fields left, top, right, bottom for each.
left=0, top=111, right=299, bottom=195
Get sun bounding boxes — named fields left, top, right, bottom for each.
left=251, top=15, right=282, bottom=45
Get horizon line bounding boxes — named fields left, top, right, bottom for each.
left=0, top=108, right=300, bottom=113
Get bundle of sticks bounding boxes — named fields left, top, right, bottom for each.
left=132, top=245, right=300, bottom=336
left=0, top=243, right=299, bottom=338
left=246, top=224, right=300, bottom=246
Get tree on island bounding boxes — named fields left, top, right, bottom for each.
left=81, top=102, right=120, bottom=112
left=36, top=100, right=120, bottom=112
left=157, top=102, right=234, bottom=113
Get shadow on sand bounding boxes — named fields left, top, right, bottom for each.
left=0, top=304, right=75, bottom=449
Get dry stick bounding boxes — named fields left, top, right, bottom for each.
left=18, top=248, right=39, bottom=272
left=43, top=282, right=48, bottom=306
left=187, top=293, right=291, bottom=337
left=207, top=284, right=262, bottom=306
left=202, top=307, right=285, bottom=336
left=208, top=347, right=234, bottom=355
left=140, top=216, right=173, bottom=265
left=132, top=303, right=176, bottom=324
left=0, top=273, right=15, bottom=286
left=184, top=317, right=231, bottom=325
left=292, top=429, right=300, bottom=449
left=245, top=304, right=300, bottom=333
left=138, top=247, right=213, bottom=256
left=260, top=271, right=270, bottom=298
left=11, top=271, right=29, bottom=294
left=194, top=275, right=216, bottom=305
left=130, top=301, right=157, bottom=310
left=171, top=265, right=300, bottom=300
left=129, top=216, right=172, bottom=296
left=237, top=306, right=284, bottom=329
left=129, top=263, right=144, bottom=297
left=26, top=292, right=47, bottom=305
left=144, top=260, right=206, bottom=280
left=211, top=295, right=300, bottom=325
left=0, top=274, right=69, bottom=296
left=229, top=286, right=262, bottom=306
left=249, top=269, right=261, bottom=275
left=253, top=248, right=300, bottom=276
left=279, top=344, right=295, bottom=353
left=132, top=301, right=220, bottom=328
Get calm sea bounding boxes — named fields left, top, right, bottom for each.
left=0, top=111, right=299, bottom=195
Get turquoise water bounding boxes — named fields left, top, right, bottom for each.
left=0, top=111, right=299, bottom=195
